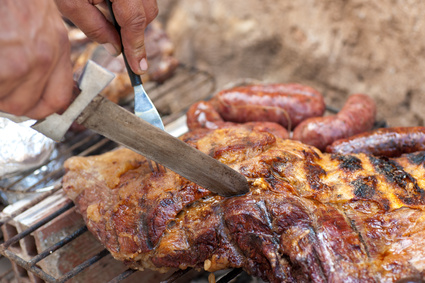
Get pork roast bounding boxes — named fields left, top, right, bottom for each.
left=62, top=126, right=425, bottom=282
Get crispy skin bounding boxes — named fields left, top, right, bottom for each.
left=62, top=127, right=425, bottom=282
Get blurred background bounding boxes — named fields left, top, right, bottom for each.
left=157, top=0, right=425, bottom=127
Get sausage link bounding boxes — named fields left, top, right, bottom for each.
left=212, top=83, right=326, bottom=129
left=186, top=101, right=289, bottom=139
left=292, top=94, right=376, bottom=151
left=186, top=101, right=224, bottom=130
left=326, top=127, right=425, bottom=157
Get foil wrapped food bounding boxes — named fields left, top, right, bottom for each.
left=0, top=117, right=55, bottom=178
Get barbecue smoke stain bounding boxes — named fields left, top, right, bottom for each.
left=332, top=154, right=362, bottom=172
left=369, top=156, right=425, bottom=205
left=352, top=176, right=377, bottom=199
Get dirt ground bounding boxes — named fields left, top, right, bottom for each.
left=157, top=0, right=425, bottom=127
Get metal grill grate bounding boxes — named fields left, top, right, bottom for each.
left=0, top=64, right=248, bottom=283
left=0, top=68, right=388, bottom=282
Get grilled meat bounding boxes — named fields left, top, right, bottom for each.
left=62, top=126, right=425, bottom=283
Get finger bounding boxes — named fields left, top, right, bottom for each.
left=0, top=44, right=50, bottom=116
left=0, top=47, right=30, bottom=101
left=141, top=0, right=159, bottom=24
left=55, top=0, right=121, bottom=55
left=111, top=0, right=157, bottom=74
left=0, top=68, right=47, bottom=117
left=24, top=52, right=74, bottom=120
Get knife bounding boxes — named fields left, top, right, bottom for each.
left=106, top=0, right=164, bottom=130
left=0, top=60, right=249, bottom=197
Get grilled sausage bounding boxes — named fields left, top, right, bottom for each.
left=292, top=94, right=376, bottom=151
left=186, top=101, right=289, bottom=139
left=186, top=101, right=224, bottom=130
left=212, top=83, right=326, bottom=129
left=326, top=127, right=425, bottom=157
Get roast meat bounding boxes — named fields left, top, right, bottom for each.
left=62, top=126, right=425, bottom=283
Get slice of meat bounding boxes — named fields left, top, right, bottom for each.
left=62, top=126, right=425, bottom=282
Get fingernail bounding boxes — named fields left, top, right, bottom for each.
left=139, top=58, right=148, bottom=71
left=102, top=43, right=119, bottom=56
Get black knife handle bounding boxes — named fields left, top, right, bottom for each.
left=106, top=0, right=142, bottom=87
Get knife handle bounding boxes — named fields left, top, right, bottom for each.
left=105, top=0, right=142, bottom=87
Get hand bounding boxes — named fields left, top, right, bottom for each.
left=0, top=0, right=74, bottom=120
left=55, top=0, right=158, bottom=75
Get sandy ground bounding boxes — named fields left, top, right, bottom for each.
left=158, top=0, right=425, bottom=127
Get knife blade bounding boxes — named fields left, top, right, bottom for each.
left=0, top=60, right=249, bottom=197
left=77, top=93, right=249, bottom=197
left=75, top=61, right=248, bottom=197
left=106, top=0, right=164, bottom=130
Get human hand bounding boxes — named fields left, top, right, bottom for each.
left=55, top=0, right=158, bottom=75
left=0, top=0, right=74, bottom=120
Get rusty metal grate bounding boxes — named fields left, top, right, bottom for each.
left=0, top=64, right=250, bottom=283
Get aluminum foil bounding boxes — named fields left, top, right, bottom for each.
left=0, top=117, right=55, bottom=178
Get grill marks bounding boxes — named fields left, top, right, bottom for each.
left=352, top=176, right=378, bottom=199
left=333, top=155, right=363, bottom=172
left=369, top=156, right=425, bottom=206
left=304, top=150, right=329, bottom=191
left=309, top=152, right=425, bottom=209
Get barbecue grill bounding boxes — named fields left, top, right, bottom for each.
left=0, top=64, right=254, bottom=283
left=0, top=63, right=389, bottom=282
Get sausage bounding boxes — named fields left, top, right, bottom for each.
left=326, top=127, right=425, bottom=157
left=186, top=101, right=224, bottom=130
left=212, top=83, right=326, bottom=129
left=292, top=94, right=376, bottom=151
left=186, top=101, right=289, bottom=139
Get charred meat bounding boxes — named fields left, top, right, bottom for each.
left=63, top=126, right=425, bottom=283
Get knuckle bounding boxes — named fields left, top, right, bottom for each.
left=124, top=13, right=147, bottom=33
left=35, top=44, right=55, bottom=71
left=7, top=55, right=32, bottom=81
left=12, top=62, right=31, bottom=81
left=13, top=107, right=29, bottom=117
left=0, top=100, right=30, bottom=117
left=52, top=91, right=71, bottom=109
left=83, top=25, right=108, bottom=43
left=146, top=5, right=159, bottom=22
left=55, top=0, right=79, bottom=17
left=55, top=0, right=73, bottom=16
